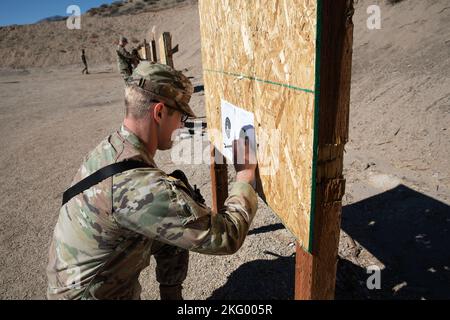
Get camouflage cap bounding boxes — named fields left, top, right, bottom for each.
left=119, top=36, right=128, bottom=43
left=128, top=61, right=196, bottom=118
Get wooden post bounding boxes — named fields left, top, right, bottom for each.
left=210, top=146, right=228, bottom=213
left=137, top=39, right=152, bottom=61
left=150, top=39, right=158, bottom=63
left=295, top=0, right=354, bottom=300
left=138, top=40, right=148, bottom=60
left=159, top=32, right=175, bottom=68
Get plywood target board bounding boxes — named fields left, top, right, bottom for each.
left=199, top=0, right=323, bottom=251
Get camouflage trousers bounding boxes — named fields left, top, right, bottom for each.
left=81, top=241, right=189, bottom=300
left=150, top=241, right=189, bottom=287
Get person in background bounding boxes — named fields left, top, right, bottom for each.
left=116, top=36, right=134, bottom=82
left=81, top=49, right=89, bottom=75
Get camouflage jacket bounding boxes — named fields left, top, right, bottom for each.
left=47, top=125, right=258, bottom=300
left=116, top=46, right=134, bottom=75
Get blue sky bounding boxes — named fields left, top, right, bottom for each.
left=0, top=0, right=115, bottom=27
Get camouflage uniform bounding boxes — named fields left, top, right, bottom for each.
left=116, top=45, right=134, bottom=82
left=46, top=62, right=258, bottom=300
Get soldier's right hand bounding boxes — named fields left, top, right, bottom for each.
left=233, top=135, right=257, bottom=187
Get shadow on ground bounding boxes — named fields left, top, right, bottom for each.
left=208, top=251, right=295, bottom=300
left=208, top=185, right=450, bottom=299
left=340, top=184, right=450, bottom=299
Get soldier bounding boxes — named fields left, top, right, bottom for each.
left=131, top=48, right=142, bottom=69
left=46, top=61, right=258, bottom=300
left=81, top=49, right=89, bottom=75
left=116, top=36, right=134, bottom=82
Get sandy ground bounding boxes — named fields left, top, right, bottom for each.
left=0, top=0, right=449, bottom=299
left=0, top=64, right=296, bottom=300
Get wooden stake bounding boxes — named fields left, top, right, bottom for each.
left=138, top=40, right=148, bottom=60
left=210, top=146, right=228, bottom=213
left=150, top=39, right=158, bottom=63
left=295, top=0, right=354, bottom=300
left=159, top=32, right=174, bottom=68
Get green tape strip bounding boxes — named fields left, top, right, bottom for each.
left=308, top=0, right=323, bottom=254
left=204, top=69, right=315, bottom=94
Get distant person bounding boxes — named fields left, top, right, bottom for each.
left=116, top=36, right=134, bottom=82
left=81, top=49, right=89, bottom=75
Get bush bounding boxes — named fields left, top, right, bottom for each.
left=109, top=7, right=120, bottom=15
left=87, top=8, right=100, bottom=16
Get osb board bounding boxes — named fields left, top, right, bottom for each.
left=199, top=0, right=320, bottom=251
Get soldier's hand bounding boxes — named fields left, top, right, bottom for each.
left=233, top=134, right=257, bottom=187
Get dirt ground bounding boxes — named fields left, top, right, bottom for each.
left=0, top=0, right=449, bottom=299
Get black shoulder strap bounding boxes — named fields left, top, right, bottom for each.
left=62, top=160, right=153, bottom=206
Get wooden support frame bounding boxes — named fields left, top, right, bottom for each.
left=210, top=146, right=228, bottom=213
left=294, top=0, right=354, bottom=300
left=137, top=38, right=158, bottom=62
left=138, top=40, right=149, bottom=61
left=159, top=32, right=175, bottom=68
left=207, top=0, right=354, bottom=300
left=150, top=39, right=158, bottom=63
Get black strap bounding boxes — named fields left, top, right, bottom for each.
left=62, top=160, right=153, bottom=206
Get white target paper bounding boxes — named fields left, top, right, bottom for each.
left=220, top=99, right=255, bottom=162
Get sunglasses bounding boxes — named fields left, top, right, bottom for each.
left=151, top=100, right=189, bottom=123
left=179, top=112, right=189, bottom=124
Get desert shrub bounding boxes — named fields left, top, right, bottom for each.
left=103, top=27, right=114, bottom=36
left=109, top=7, right=120, bottom=15
left=87, top=8, right=100, bottom=16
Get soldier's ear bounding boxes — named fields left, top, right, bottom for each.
left=152, top=103, right=164, bottom=123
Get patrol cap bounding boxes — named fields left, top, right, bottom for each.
left=128, top=61, right=196, bottom=118
left=119, top=36, right=128, bottom=43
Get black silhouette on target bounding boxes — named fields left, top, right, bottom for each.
left=225, top=117, right=232, bottom=139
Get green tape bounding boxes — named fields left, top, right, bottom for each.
left=308, top=0, right=323, bottom=254
left=204, top=69, right=315, bottom=94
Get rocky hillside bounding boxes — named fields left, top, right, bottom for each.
left=0, top=0, right=198, bottom=69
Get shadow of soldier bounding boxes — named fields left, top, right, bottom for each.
left=207, top=251, right=295, bottom=300
left=207, top=185, right=450, bottom=300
